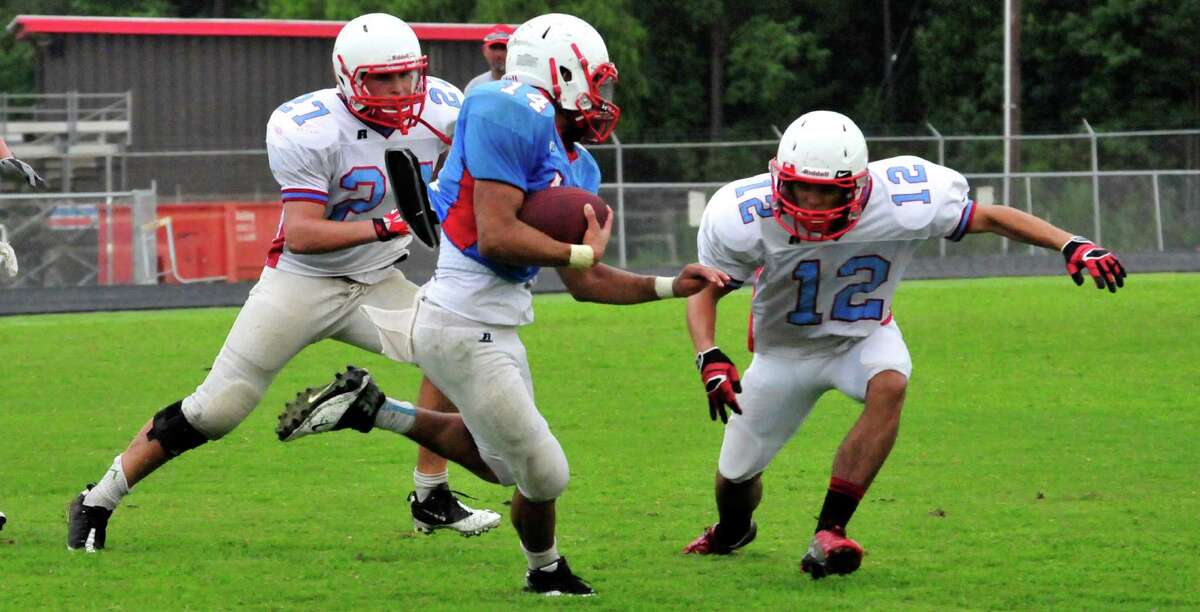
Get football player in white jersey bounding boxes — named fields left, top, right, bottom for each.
left=0, top=135, right=46, bottom=278
left=66, top=13, right=500, bottom=552
left=681, top=111, right=1125, bottom=578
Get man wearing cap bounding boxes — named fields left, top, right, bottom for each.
left=463, top=25, right=513, bottom=94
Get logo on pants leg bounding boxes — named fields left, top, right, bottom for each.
left=480, top=332, right=493, bottom=343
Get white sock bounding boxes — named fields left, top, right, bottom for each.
left=523, top=539, right=560, bottom=571
left=413, top=468, right=448, bottom=502
left=82, top=455, right=130, bottom=511
left=374, top=397, right=416, bottom=434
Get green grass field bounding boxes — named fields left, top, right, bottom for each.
left=2, top=273, right=1198, bottom=609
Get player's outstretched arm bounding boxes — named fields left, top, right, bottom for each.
left=475, top=180, right=605, bottom=267
left=966, top=203, right=1126, bottom=292
left=556, top=262, right=728, bottom=305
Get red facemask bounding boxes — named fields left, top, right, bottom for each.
left=338, top=54, right=428, bottom=133
left=548, top=44, right=621, bottom=144
left=770, top=157, right=871, bottom=241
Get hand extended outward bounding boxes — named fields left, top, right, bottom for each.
left=670, top=264, right=729, bottom=298
left=697, top=347, right=741, bottom=423
left=1061, top=236, right=1125, bottom=293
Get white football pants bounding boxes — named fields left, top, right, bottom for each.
left=411, top=298, right=569, bottom=502
left=718, top=321, right=913, bottom=483
left=181, top=266, right=420, bottom=438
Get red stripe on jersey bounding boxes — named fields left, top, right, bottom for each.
left=881, top=310, right=894, bottom=326
left=747, top=266, right=764, bottom=353
left=281, top=197, right=327, bottom=205
left=265, top=213, right=286, bottom=268
left=442, top=169, right=479, bottom=250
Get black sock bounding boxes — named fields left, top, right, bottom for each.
left=714, top=519, right=752, bottom=546
left=815, top=477, right=865, bottom=533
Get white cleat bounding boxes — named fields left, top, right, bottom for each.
left=276, top=366, right=384, bottom=442
left=409, top=485, right=502, bottom=537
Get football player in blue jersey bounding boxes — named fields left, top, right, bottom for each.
left=277, top=13, right=727, bottom=596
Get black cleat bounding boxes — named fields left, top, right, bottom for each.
left=408, top=484, right=501, bottom=537
left=682, top=521, right=757, bottom=555
left=66, top=484, right=113, bottom=552
left=276, top=365, right=385, bottom=442
left=524, top=557, right=595, bottom=596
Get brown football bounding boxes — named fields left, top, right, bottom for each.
left=517, top=186, right=611, bottom=244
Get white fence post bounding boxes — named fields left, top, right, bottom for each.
left=1152, top=172, right=1164, bottom=252
left=1083, top=119, right=1102, bottom=244
left=927, top=122, right=947, bottom=257
left=132, top=188, right=158, bottom=285
left=1025, top=176, right=1036, bottom=254
left=613, top=132, right=627, bottom=268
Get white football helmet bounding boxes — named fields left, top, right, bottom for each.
left=504, top=13, right=620, bottom=143
left=769, top=111, right=872, bottom=241
left=332, top=13, right=428, bottom=132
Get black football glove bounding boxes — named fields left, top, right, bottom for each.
left=697, top=347, right=742, bottom=423
left=1061, top=236, right=1126, bottom=293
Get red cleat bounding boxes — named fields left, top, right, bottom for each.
left=801, top=526, right=863, bottom=579
left=682, top=522, right=757, bottom=555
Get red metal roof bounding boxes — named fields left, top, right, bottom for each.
left=7, top=15, right=508, bottom=41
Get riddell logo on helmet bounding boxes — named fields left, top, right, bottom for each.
left=800, top=167, right=832, bottom=178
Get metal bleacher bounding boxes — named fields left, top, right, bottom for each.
left=0, top=92, right=131, bottom=192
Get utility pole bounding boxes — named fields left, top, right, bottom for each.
left=883, top=0, right=895, bottom=124
left=708, top=19, right=726, bottom=140
left=1003, top=0, right=1021, bottom=211
left=1009, top=0, right=1021, bottom=177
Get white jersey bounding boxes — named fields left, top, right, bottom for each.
left=264, top=77, right=462, bottom=281
left=698, top=155, right=975, bottom=357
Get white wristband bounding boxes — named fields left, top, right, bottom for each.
left=568, top=244, right=595, bottom=268
left=654, top=275, right=676, bottom=299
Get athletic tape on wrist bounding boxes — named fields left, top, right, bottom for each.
left=654, top=275, right=676, bottom=299
left=568, top=244, right=595, bottom=268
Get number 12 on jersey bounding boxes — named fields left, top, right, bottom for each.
left=788, top=255, right=891, bottom=325
left=886, top=164, right=931, bottom=206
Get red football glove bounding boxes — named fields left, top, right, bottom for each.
left=1061, top=236, right=1126, bottom=293
left=373, top=210, right=410, bottom=242
left=697, top=347, right=742, bottom=423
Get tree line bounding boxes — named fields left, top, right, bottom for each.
left=3, top=0, right=1197, bottom=143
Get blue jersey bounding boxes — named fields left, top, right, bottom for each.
left=429, top=79, right=601, bottom=283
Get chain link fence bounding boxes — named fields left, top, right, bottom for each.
left=0, top=125, right=1197, bottom=305
left=0, top=190, right=157, bottom=289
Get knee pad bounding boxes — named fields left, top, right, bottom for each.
left=514, top=435, right=569, bottom=502
left=147, top=401, right=209, bottom=457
